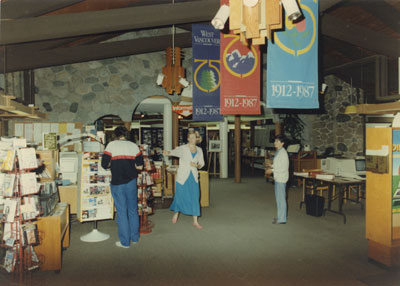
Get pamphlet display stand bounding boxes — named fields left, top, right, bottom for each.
left=77, top=152, right=113, bottom=242
left=0, top=145, right=42, bottom=284
left=137, top=145, right=155, bottom=234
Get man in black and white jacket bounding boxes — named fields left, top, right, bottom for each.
left=101, top=126, right=144, bottom=248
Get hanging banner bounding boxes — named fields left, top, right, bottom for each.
left=220, top=34, right=261, bottom=115
left=192, top=24, right=222, bottom=121
left=220, top=44, right=261, bottom=113
left=266, top=0, right=319, bottom=109
left=218, top=0, right=260, bottom=115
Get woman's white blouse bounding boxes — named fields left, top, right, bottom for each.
left=169, top=144, right=205, bottom=185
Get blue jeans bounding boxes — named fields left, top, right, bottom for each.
left=274, top=182, right=287, bottom=223
left=110, top=178, right=139, bottom=246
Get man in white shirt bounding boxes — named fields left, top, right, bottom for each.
left=265, top=135, right=289, bottom=224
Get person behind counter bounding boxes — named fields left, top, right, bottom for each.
left=163, top=130, right=205, bottom=229
left=101, top=126, right=144, bottom=248
left=265, top=135, right=289, bottom=225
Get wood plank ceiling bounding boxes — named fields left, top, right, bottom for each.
left=0, top=0, right=399, bottom=74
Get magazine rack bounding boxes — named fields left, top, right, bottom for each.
left=0, top=147, right=42, bottom=284
left=137, top=145, right=155, bottom=234
left=77, top=152, right=113, bottom=242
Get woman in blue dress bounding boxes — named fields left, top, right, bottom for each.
left=163, top=130, right=205, bottom=229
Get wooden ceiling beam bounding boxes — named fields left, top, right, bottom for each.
left=0, top=33, right=192, bottom=73
left=44, top=0, right=158, bottom=15
left=319, top=0, right=344, bottom=13
left=0, top=1, right=218, bottom=45
left=341, top=1, right=400, bottom=34
left=0, top=0, right=84, bottom=19
left=321, top=14, right=400, bottom=58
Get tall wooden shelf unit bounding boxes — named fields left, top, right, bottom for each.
left=366, top=127, right=400, bottom=266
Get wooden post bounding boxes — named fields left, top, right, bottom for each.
left=123, top=121, right=131, bottom=131
left=275, top=121, right=282, bottom=136
left=235, top=115, right=241, bottom=183
left=172, top=110, right=179, bottom=165
left=250, top=121, right=255, bottom=148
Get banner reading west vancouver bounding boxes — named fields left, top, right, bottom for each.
left=266, top=0, right=319, bottom=109
left=192, top=24, right=222, bottom=121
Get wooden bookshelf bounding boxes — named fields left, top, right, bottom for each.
left=34, top=203, right=70, bottom=271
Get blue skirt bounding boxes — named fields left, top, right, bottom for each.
left=170, top=171, right=200, bottom=216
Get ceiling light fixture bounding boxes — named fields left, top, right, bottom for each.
left=281, top=0, right=302, bottom=21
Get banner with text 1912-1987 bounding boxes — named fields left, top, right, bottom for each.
left=192, top=24, right=223, bottom=121
left=267, top=0, right=319, bottom=109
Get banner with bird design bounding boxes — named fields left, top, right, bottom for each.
left=267, top=0, right=319, bottom=109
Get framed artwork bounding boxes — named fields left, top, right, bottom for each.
left=209, top=140, right=221, bottom=152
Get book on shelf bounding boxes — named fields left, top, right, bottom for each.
left=26, top=245, right=39, bottom=271
left=17, top=148, right=38, bottom=170
left=4, top=199, right=17, bottom=223
left=4, top=238, right=15, bottom=247
left=3, top=222, right=16, bottom=241
left=1, top=174, right=16, bottom=197
left=29, top=245, right=39, bottom=263
left=20, top=196, right=40, bottom=221
left=40, top=181, right=56, bottom=195
left=20, top=172, right=39, bottom=196
left=145, top=172, right=154, bottom=185
left=0, top=140, right=13, bottom=150
left=12, top=138, right=27, bottom=149
left=0, top=149, right=16, bottom=171
left=3, top=248, right=16, bottom=273
left=20, top=223, right=39, bottom=246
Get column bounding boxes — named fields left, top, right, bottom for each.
left=219, top=117, right=228, bottom=178
left=234, top=115, right=241, bottom=183
left=163, top=101, right=172, bottom=166
left=172, top=108, right=179, bottom=165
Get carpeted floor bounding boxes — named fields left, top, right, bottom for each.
left=2, top=174, right=399, bottom=286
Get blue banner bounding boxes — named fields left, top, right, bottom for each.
left=192, top=24, right=222, bottom=121
left=267, top=0, right=319, bottom=109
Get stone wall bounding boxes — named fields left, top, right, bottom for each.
left=307, top=75, right=365, bottom=158
left=33, top=48, right=192, bottom=124
left=1, top=72, right=24, bottom=100
left=0, top=41, right=364, bottom=159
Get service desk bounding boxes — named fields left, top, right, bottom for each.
left=295, top=174, right=365, bottom=224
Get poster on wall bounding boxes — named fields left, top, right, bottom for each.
left=192, top=24, right=223, bottom=121
left=392, top=129, right=400, bottom=239
left=266, top=0, right=319, bottom=109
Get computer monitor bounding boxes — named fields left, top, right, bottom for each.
left=355, top=158, right=366, bottom=175
left=321, top=157, right=366, bottom=178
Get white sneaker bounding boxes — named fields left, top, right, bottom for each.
left=115, top=241, right=129, bottom=248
